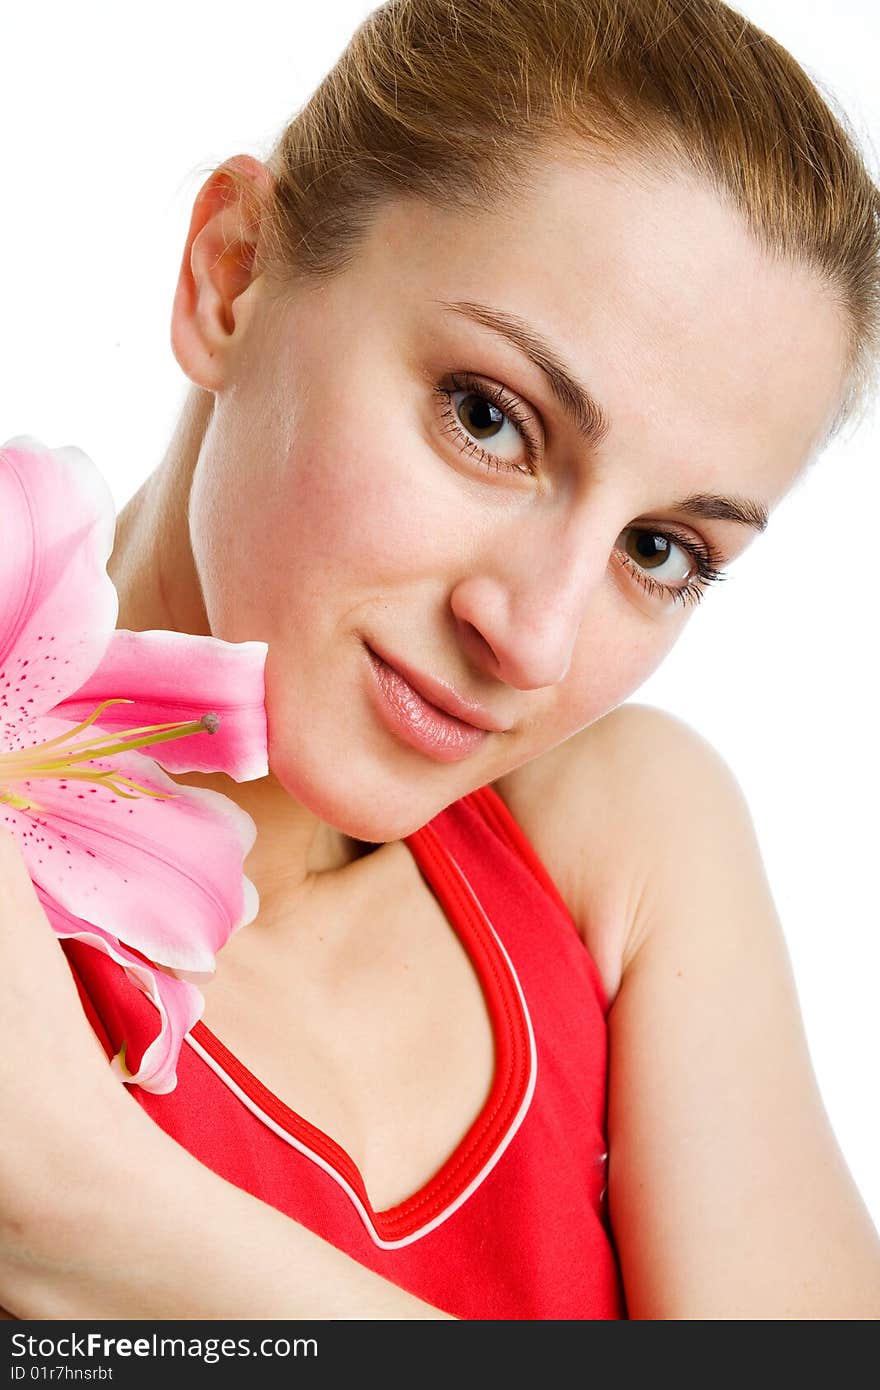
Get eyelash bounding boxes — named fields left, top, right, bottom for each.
left=434, top=370, right=728, bottom=609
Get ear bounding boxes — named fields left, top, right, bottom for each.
left=170, top=154, right=274, bottom=392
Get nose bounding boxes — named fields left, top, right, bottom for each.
left=449, top=520, right=602, bottom=691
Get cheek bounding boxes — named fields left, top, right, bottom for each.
left=189, top=410, right=461, bottom=645
left=286, top=443, right=431, bottom=586
left=536, top=611, right=688, bottom=748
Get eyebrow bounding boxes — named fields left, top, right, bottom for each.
left=435, top=298, right=769, bottom=534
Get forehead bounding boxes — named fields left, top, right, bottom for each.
left=345, top=150, right=850, bottom=507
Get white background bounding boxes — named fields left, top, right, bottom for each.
left=1, top=2, right=877, bottom=1232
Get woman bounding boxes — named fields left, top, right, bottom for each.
left=2, top=0, right=880, bottom=1319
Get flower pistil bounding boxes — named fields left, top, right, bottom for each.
left=0, top=698, right=220, bottom=812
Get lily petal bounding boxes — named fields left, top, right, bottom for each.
left=0, top=438, right=118, bottom=737
left=7, top=715, right=259, bottom=972
left=54, top=628, right=269, bottom=782
left=40, top=886, right=204, bottom=1095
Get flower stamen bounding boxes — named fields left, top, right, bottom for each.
left=0, top=699, right=221, bottom=812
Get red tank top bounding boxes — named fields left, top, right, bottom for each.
left=63, top=783, right=628, bottom=1320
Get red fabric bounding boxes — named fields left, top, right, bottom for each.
left=63, top=784, right=628, bottom=1320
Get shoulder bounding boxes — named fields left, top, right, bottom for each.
left=495, top=709, right=880, bottom=1315
left=491, top=701, right=750, bottom=1009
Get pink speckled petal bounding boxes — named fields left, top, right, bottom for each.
left=5, top=715, right=259, bottom=973
left=0, top=437, right=118, bottom=738
left=53, top=628, right=269, bottom=782
left=38, top=887, right=203, bottom=1095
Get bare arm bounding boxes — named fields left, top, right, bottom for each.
left=597, top=708, right=880, bottom=1318
left=0, top=830, right=453, bottom=1320
left=4, top=1107, right=453, bottom=1320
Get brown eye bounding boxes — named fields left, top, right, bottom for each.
left=447, top=387, right=529, bottom=470
left=613, top=525, right=728, bottom=610
left=434, top=372, right=540, bottom=476
left=456, top=391, right=506, bottom=442
left=618, top=528, right=691, bottom=584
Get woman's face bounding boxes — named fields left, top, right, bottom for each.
left=185, top=152, right=849, bottom=841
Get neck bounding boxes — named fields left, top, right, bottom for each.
left=109, top=385, right=212, bottom=638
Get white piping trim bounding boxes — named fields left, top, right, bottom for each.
left=183, top=844, right=538, bottom=1250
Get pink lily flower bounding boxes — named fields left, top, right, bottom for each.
left=0, top=435, right=269, bottom=1093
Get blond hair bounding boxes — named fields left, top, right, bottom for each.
left=209, top=0, right=880, bottom=437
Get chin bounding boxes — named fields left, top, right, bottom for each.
left=268, top=732, right=468, bottom=844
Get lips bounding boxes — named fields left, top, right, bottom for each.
left=365, top=642, right=510, bottom=733
left=363, top=643, right=500, bottom=764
